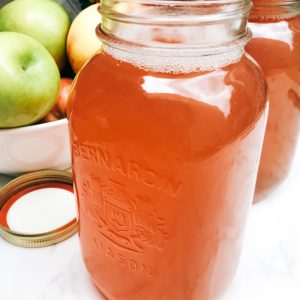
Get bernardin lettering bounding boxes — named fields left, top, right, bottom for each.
left=73, top=142, right=182, bottom=197
left=93, top=238, right=153, bottom=278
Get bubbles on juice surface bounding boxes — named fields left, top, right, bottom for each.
left=103, top=44, right=244, bottom=74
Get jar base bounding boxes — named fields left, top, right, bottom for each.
left=253, top=176, right=288, bottom=203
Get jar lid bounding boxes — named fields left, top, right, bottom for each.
left=0, top=170, right=77, bottom=248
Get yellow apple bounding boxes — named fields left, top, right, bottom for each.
left=67, top=4, right=102, bottom=74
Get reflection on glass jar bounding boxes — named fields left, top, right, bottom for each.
left=68, top=1, right=268, bottom=299
left=246, top=0, right=300, bottom=202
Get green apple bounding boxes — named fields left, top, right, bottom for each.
left=0, top=32, right=60, bottom=128
left=0, top=0, right=70, bottom=71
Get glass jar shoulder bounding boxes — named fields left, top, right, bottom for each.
left=69, top=52, right=267, bottom=147
left=247, top=16, right=300, bottom=73
left=248, top=16, right=300, bottom=53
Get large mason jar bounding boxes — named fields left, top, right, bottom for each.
left=68, top=1, right=268, bottom=299
left=246, top=0, right=300, bottom=201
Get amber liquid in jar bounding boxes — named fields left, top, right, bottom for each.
left=68, top=1, right=268, bottom=299
left=246, top=1, right=300, bottom=201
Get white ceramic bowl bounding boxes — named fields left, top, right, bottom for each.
left=0, top=119, right=71, bottom=175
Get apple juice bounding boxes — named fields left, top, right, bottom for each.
left=246, top=0, right=300, bottom=201
left=68, top=1, right=268, bottom=299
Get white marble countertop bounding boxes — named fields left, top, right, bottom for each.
left=1, top=145, right=300, bottom=300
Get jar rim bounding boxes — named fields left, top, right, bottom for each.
left=102, top=0, right=249, bottom=5
left=101, top=0, right=252, bottom=24
left=99, top=0, right=251, bottom=70
left=100, top=0, right=252, bottom=31
left=250, top=0, right=300, bottom=20
left=252, top=0, right=299, bottom=5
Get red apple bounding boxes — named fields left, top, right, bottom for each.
left=57, top=78, right=73, bottom=116
left=41, top=78, right=72, bottom=122
left=41, top=111, right=59, bottom=123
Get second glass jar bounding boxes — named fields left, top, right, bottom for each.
left=246, top=0, right=300, bottom=201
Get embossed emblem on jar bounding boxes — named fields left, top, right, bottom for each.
left=81, top=175, right=168, bottom=253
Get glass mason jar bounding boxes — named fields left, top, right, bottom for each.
left=68, top=1, right=268, bottom=299
left=246, top=0, right=300, bottom=201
